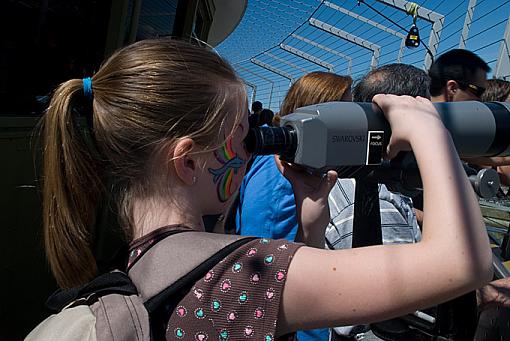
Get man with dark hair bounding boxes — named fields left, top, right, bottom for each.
left=251, top=100, right=263, bottom=114
left=354, top=63, right=430, bottom=101
left=428, top=49, right=490, bottom=102
left=249, top=101, right=263, bottom=127
left=429, top=51, right=510, bottom=340
left=327, top=63, right=428, bottom=252
left=258, top=108, right=274, bottom=126
left=329, top=64, right=429, bottom=340
left=425, top=50, right=490, bottom=222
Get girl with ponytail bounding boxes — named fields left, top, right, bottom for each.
left=41, top=38, right=492, bottom=339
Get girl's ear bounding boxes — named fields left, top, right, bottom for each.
left=172, top=138, right=197, bottom=186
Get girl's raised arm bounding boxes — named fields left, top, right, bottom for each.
left=277, top=95, right=493, bottom=335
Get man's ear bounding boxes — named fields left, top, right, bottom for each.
left=446, top=80, right=459, bottom=102
left=172, top=138, right=197, bottom=186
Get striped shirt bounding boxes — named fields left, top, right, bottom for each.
left=325, top=179, right=421, bottom=250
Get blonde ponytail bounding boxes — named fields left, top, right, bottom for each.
left=42, top=39, right=246, bottom=288
left=42, top=79, right=103, bottom=288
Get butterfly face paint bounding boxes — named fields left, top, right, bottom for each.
left=207, top=138, right=246, bottom=202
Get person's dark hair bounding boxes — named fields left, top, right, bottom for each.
left=428, top=49, right=490, bottom=96
left=481, top=78, right=510, bottom=102
left=259, top=109, right=274, bottom=126
left=41, top=39, right=246, bottom=289
left=353, top=63, right=430, bottom=102
left=248, top=113, right=259, bottom=127
left=251, top=101, right=263, bottom=113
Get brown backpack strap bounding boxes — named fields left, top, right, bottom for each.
left=128, top=231, right=254, bottom=302
left=128, top=232, right=255, bottom=341
left=91, top=293, right=149, bottom=341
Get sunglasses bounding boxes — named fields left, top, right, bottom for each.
left=456, top=80, right=485, bottom=98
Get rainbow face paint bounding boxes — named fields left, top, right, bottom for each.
left=208, top=138, right=245, bottom=202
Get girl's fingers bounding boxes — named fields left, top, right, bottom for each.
left=371, top=93, right=389, bottom=108
left=322, top=170, right=338, bottom=194
left=275, top=155, right=337, bottom=193
left=386, top=142, right=396, bottom=160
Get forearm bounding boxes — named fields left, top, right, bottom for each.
left=414, top=208, right=424, bottom=227
left=281, top=161, right=336, bottom=248
left=291, top=185, right=329, bottom=247
left=294, top=212, right=327, bottom=248
left=413, top=126, right=492, bottom=283
left=497, top=165, right=510, bottom=186
left=293, top=183, right=330, bottom=247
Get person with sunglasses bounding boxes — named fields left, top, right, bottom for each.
left=428, top=50, right=510, bottom=339
left=421, top=49, right=490, bottom=217
left=429, top=49, right=489, bottom=102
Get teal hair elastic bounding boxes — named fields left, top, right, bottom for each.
left=82, top=77, right=93, bottom=99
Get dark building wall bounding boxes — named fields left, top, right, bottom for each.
left=0, top=118, right=53, bottom=341
left=0, top=0, right=112, bottom=117
left=0, top=1, right=221, bottom=339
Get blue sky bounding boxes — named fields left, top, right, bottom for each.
left=217, top=0, right=510, bottom=112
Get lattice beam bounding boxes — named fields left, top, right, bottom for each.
left=264, top=52, right=309, bottom=74
left=459, top=0, right=477, bottom=49
left=279, top=43, right=335, bottom=72
left=324, top=1, right=406, bottom=62
left=495, top=15, right=510, bottom=80
left=250, top=58, right=294, bottom=83
left=237, top=64, right=276, bottom=108
left=309, top=18, right=381, bottom=69
left=291, top=34, right=353, bottom=74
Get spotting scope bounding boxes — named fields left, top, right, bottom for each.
left=245, top=101, right=510, bottom=197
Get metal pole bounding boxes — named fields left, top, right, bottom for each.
left=243, top=80, right=257, bottom=105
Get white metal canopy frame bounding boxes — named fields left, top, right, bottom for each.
left=216, top=0, right=510, bottom=111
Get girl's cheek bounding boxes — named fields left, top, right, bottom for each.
left=207, top=135, right=249, bottom=203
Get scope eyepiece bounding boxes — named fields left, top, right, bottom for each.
left=244, top=126, right=297, bottom=158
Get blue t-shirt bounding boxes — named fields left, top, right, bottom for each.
left=236, top=155, right=298, bottom=240
left=236, top=155, right=329, bottom=340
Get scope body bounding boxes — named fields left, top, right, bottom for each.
left=244, top=101, right=509, bottom=197
left=286, top=101, right=510, bottom=169
left=247, top=101, right=510, bottom=171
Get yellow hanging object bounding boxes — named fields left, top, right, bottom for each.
left=405, top=2, right=421, bottom=48
left=406, top=2, right=420, bottom=23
